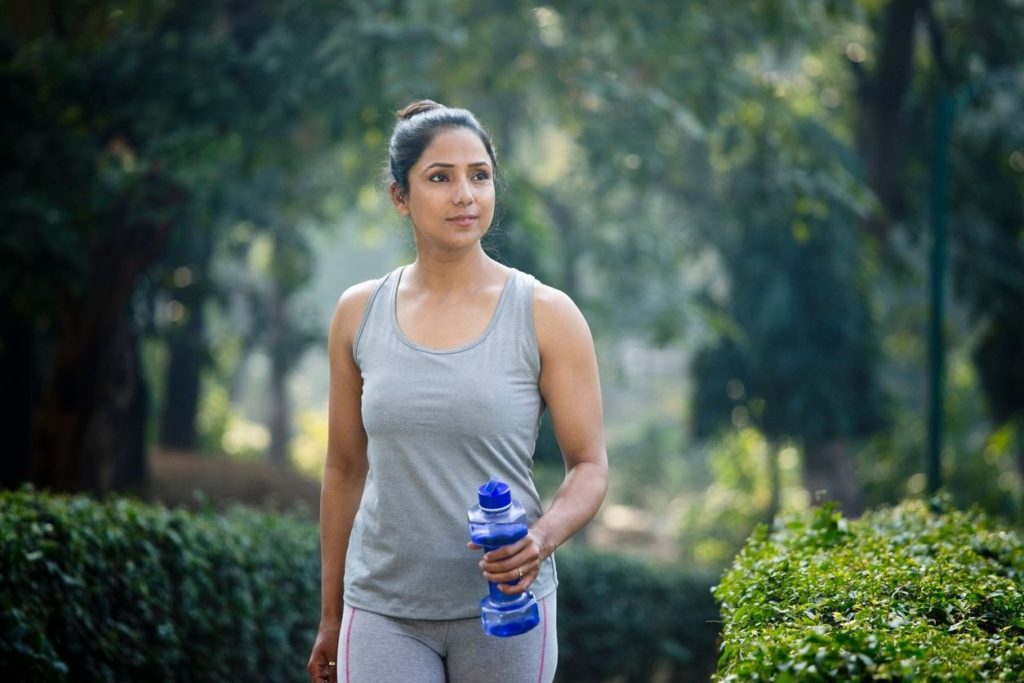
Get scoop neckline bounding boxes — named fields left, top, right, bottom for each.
left=391, top=266, right=517, bottom=354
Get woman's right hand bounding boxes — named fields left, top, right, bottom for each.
left=307, top=620, right=342, bottom=683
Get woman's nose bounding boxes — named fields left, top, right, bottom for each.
left=451, top=175, right=473, bottom=205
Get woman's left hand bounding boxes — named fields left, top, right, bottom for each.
left=467, top=529, right=549, bottom=594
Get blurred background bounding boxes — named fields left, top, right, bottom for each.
left=3, top=0, right=1023, bottom=590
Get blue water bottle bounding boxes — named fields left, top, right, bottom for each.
left=467, top=477, right=541, bottom=637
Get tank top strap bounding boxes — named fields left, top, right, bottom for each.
left=496, top=268, right=541, bottom=377
left=352, top=267, right=402, bottom=369
left=502, top=268, right=535, bottom=325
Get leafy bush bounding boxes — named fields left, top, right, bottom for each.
left=1, top=489, right=722, bottom=682
left=557, top=548, right=720, bottom=682
left=713, top=500, right=1024, bottom=681
left=0, top=488, right=320, bottom=682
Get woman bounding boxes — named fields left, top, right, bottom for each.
left=307, top=100, right=608, bottom=683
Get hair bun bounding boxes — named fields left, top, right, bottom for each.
left=396, top=99, right=444, bottom=121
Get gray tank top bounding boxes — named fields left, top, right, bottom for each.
left=345, top=265, right=557, bottom=620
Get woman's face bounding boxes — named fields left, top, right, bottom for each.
left=393, top=127, right=495, bottom=254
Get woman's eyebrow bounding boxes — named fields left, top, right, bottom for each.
left=422, top=161, right=491, bottom=171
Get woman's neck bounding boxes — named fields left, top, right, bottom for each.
left=406, top=246, right=500, bottom=294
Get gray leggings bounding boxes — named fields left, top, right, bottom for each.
left=337, top=594, right=557, bottom=683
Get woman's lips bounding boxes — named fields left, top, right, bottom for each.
left=447, top=215, right=478, bottom=226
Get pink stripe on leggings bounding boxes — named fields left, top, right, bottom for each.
left=345, top=606, right=356, bottom=683
left=537, top=598, right=548, bottom=683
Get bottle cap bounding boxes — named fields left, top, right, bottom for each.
left=477, top=477, right=512, bottom=512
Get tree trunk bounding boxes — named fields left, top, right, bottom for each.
left=766, top=439, right=781, bottom=524
left=0, top=308, right=34, bottom=488
left=268, top=355, right=289, bottom=467
left=542, top=193, right=580, bottom=301
left=973, top=315, right=1024, bottom=491
left=28, top=172, right=183, bottom=493
left=853, top=0, right=922, bottom=236
left=80, top=312, right=149, bottom=494
left=267, top=275, right=290, bottom=467
left=156, top=321, right=202, bottom=454
left=158, top=296, right=205, bottom=452
left=1017, top=442, right=1023, bottom=499
left=1018, top=440, right=1023, bottom=492
left=158, top=224, right=213, bottom=453
left=30, top=304, right=149, bottom=493
left=803, top=439, right=864, bottom=517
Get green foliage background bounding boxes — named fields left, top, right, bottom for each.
left=4, top=0, right=1022, bottom=513
left=714, top=500, right=1024, bottom=680
left=1, top=489, right=319, bottom=682
left=4, top=0, right=1024, bottom=680
left=0, top=490, right=718, bottom=682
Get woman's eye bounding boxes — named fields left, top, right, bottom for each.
left=427, top=171, right=489, bottom=182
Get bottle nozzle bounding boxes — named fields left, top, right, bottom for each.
left=477, top=476, right=512, bottom=511
left=482, top=476, right=500, bottom=496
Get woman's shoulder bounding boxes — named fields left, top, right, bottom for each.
left=530, top=281, right=593, bottom=351
left=334, top=279, right=379, bottom=320
left=329, top=271, right=396, bottom=345
left=531, top=280, right=581, bottom=319
left=335, top=265, right=406, bottom=316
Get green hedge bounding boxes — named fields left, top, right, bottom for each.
left=1, top=489, right=720, bottom=682
left=1, top=488, right=320, bottom=682
left=557, top=549, right=720, bottom=682
left=713, top=500, right=1024, bottom=681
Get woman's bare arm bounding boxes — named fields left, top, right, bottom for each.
left=307, top=281, right=374, bottom=682
left=479, top=283, right=609, bottom=592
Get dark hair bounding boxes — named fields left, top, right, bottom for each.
left=387, top=99, right=498, bottom=193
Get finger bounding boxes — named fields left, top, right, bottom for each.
left=497, top=565, right=538, bottom=594
left=307, top=657, right=323, bottom=682
left=467, top=541, right=482, bottom=550
left=481, top=542, right=539, bottom=574
left=493, top=537, right=536, bottom=562
left=309, top=653, right=337, bottom=683
left=314, top=662, right=335, bottom=683
left=481, top=537, right=529, bottom=562
left=484, top=559, right=538, bottom=586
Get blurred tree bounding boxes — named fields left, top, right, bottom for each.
left=845, top=0, right=1024, bottom=484
left=956, top=124, right=1024, bottom=482
left=849, top=0, right=921, bottom=237
left=0, top=0, right=442, bottom=492
left=4, top=0, right=1021, bottom=512
left=692, top=90, right=883, bottom=515
left=153, top=222, right=215, bottom=452
left=1, top=0, right=194, bottom=491
left=936, top=6, right=1024, bottom=483
left=466, top=3, right=885, bottom=511
left=418, top=2, right=888, bottom=512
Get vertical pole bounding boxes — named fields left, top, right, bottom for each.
left=927, top=92, right=954, bottom=496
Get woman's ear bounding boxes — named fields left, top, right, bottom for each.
left=390, top=182, right=409, bottom=216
